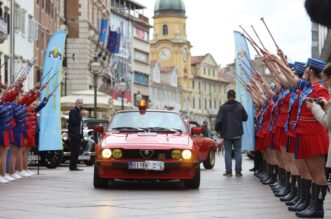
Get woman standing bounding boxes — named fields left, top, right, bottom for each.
left=268, top=56, right=329, bottom=218
left=308, top=63, right=331, bottom=180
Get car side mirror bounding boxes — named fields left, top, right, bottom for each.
left=94, top=125, right=104, bottom=133
left=191, top=127, right=203, bottom=135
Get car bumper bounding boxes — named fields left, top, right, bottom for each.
left=96, top=160, right=198, bottom=180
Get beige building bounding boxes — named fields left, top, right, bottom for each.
left=34, top=0, right=65, bottom=86
left=190, top=54, right=230, bottom=125
left=64, top=0, right=113, bottom=117
left=65, top=0, right=112, bottom=95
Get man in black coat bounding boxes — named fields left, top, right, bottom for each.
left=68, top=98, right=84, bottom=171
left=215, top=90, right=248, bottom=177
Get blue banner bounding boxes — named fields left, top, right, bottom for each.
left=234, top=31, right=255, bottom=151
left=99, top=19, right=109, bottom=46
left=107, top=30, right=121, bottom=54
left=39, top=31, right=67, bottom=151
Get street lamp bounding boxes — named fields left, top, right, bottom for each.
left=89, top=57, right=103, bottom=118
left=118, top=79, right=127, bottom=110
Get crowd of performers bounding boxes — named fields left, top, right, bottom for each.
left=238, top=36, right=331, bottom=217
left=0, top=62, right=52, bottom=184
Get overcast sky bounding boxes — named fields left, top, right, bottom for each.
left=136, top=0, right=312, bottom=66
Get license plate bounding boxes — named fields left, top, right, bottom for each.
left=128, top=161, right=165, bottom=171
left=78, top=155, right=91, bottom=160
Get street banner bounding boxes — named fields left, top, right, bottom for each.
left=99, top=19, right=109, bottom=46
left=39, top=31, right=67, bottom=151
left=234, top=31, right=255, bottom=151
left=107, top=30, right=121, bottom=54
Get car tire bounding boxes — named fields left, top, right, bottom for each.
left=184, top=164, right=200, bottom=189
left=42, top=150, right=63, bottom=169
left=84, top=156, right=95, bottom=166
left=203, top=149, right=216, bottom=169
left=93, top=164, right=108, bottom=188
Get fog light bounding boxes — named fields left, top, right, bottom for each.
left=182, top=150, right=192, bottom=160
left=171, top=150, right=181, bottom=159
left=112, top=149, right=123, bottom=159
left=102, top=149, right=112, bottom=159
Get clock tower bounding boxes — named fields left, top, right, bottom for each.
left=150, top=0, right=192, bottom=113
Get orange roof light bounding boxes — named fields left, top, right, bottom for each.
left=138, top=99, right=147, bottom=114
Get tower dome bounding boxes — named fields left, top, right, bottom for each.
left=154, top=0, right=186, bottom=17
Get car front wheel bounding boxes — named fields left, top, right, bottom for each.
left=203, top=149, right=216, bottom=169
left=184, top=164, right=200, bottom=189
left=93, top=164, right=109, bottom=188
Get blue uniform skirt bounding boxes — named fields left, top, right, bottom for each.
left=13, top=126, right=28, bottom=147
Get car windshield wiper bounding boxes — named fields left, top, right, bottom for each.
left=111, top=127, right=144, bottom=132
left=147, top=127, right=183, bottom=133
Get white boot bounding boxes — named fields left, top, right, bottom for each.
left=18, top=171, right=31, bottom=177
left=11, top=172, right=23, bottom=179
left=4, top=174, right=15, bottom=181
left=0, top=176, right=9, bottom=184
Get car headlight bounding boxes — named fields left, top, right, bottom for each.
left=182, top=150, right=192, bottom=160
left=62, top=132, right=68, bottom=141
left=171, top=150, right=181, bottom=159
left=112, top=149, right=123, bottom=159
left=101, top=149, right=112, bottom=159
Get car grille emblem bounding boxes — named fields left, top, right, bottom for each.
left=140, top=150, right=154, bottom=159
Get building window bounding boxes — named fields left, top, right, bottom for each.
left=134, top=50, right=149, bottom=63
left=193, top=98, right=195, bottom=109
left=199, top=99, right=201, bottom=109
left=134, top=27, right=149, bottom=41
left=205, top=99, right=207, bottom=110
left=208, top=68, right=211, bottom=76
left=134, top=71, right=149, bottom=86
left=204, top=68, right=206, bottom=74
left=163, top=24, right=168, bottom=35
left=198, top=82, right=201, bottom=91
left=28, top=15, right=34, bottom=41
left=14, top=4, right=20, bottom=30
left=192, top=80, right=194, bottom=89
left=214, top=100, right=217, bottom=109
left=209, top=100, right=212, bottom=109
left=21, top=9, right=26, bottom=34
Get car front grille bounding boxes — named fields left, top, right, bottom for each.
left=122, top=149, right=172, bottom=160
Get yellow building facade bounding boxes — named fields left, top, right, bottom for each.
left=191, top=54, right=230, bottom=126
left=150, top=0, right=192, bottom=114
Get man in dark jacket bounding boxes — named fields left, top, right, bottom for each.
left=215, top=90, right=248, bottom=177
left=68, top=98, right=84, bottom=171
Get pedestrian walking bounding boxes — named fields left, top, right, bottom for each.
left=201, top=121, right=211, bottom=138
left=215, top=90, right=248, bottom=177
left=68, top=98, right=84, bottom=171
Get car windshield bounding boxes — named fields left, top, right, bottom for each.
left=109, top=111, right=187, bottom=132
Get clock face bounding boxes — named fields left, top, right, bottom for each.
left=159, top=48, right=171, bottom=60
left=183, top=48, right=188, bottom=62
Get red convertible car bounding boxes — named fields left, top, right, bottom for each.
left=94, top=107, right=202, bottom=189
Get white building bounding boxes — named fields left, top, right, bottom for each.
left=0, top=0, right=10, bottom=86
left=14, top=0, right=38, bottom=90
left=149, top=61, right=181, bottom=111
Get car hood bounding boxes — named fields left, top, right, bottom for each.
left=101, top=132, right=192, bottom=149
